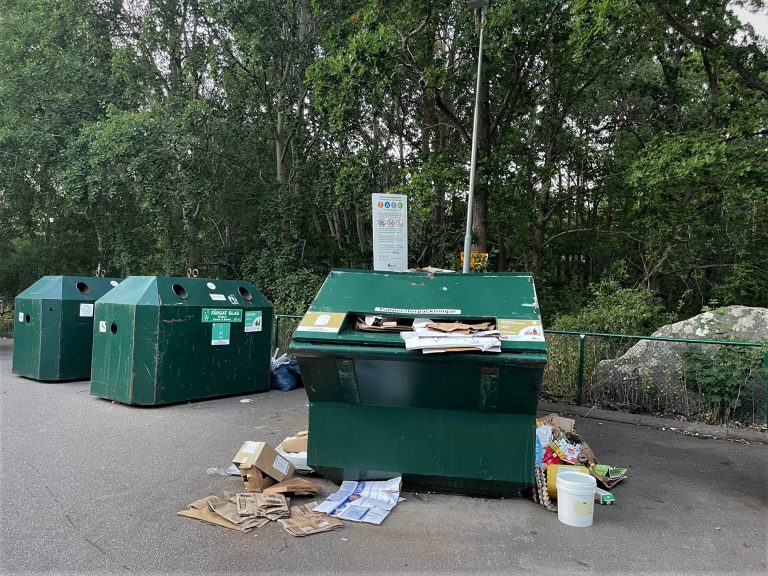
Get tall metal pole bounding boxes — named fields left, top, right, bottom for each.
left=462, top=5, right=487, bottom=273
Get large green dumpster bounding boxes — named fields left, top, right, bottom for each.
left=12, top=276, right=122, bottom=381
left=290, top=269, right=548, bottom=496
left=90, top=276, right=273, bottom=405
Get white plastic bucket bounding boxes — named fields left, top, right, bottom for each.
left=556, top=470, right=597, bottom=527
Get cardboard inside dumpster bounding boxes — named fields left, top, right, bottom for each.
left=233, top=441, right=295, bottom=488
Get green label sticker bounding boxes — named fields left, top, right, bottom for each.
left=211, top=323, right=230, bottom=345
left=244, top=310, right=263, bottom=333
left=201, top=308, right=242, bottom=323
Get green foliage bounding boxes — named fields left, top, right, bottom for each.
left=553, top=280, right=675, bottom=335
left=242, top=243, right=325, bottom=315
left=683, top=345, right=767, bottom=424
left=1, top=0, right=767, bottom=358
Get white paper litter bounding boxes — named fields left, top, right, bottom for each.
left=314, top=477, right=402, bottom=525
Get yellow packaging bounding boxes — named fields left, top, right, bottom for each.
left=546, top=464, right=589, bottom=498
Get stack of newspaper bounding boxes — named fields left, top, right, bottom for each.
left=400, top=318, right=501, bottom=354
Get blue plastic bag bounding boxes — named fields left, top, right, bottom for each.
left=270, top=357, right=303, bottom=391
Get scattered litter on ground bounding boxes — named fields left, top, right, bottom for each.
left=184, top=441, right=405, bottom=538
left=233, top=492, right=290, bottom=520
left=278, top=502, right=344, bottom=537
left=233, top=441, right=295, bottom=483
left=314, top=477, right=402, bottom=525
left=177, top=496, right=268, bottom=532
left=595, top=487, right=615, bottom=505
left=206, top=464, right=241, bottom=476
left=264, top=477, right=322, bottom=496
left=532, top=413, right=629, bottom=514
left=239, top=399, right=253, bottom=403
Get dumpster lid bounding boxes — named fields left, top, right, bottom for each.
left=15, top=276, right=122, bottom=301
left=292, top=269, right=546, bottom=354
left=96, top=276, right=272, bottom=308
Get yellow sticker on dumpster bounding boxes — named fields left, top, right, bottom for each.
left=497, top=319, right=545, bottom=342
left=296, top=312, right=346, bottom=333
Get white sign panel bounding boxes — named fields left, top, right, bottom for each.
left=372, top=193, right=408, bottom=271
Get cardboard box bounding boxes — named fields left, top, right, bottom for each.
left=540, top=413, right=575, bottom=433
left=238, top=464, right=275, bottom=492
left=277, top=431, right=313, bottom=473
left=233, top=441, right=295, bottom=482
left=595, top=487, right=615, bottom=505
left=281, top=431, right=308, bottom=453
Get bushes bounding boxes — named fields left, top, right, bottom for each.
left=683, top=344, right=767, bottom=424
left=552, top=280, right=674, bottom=335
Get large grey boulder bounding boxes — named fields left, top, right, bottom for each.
left=589, top=306, right=767, bottom=415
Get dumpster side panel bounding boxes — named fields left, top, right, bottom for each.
left=152, top=302, right=271, bottom=404
left=498, top=364, right=543, bottom=415
left=154, top=304, right=205, bottom=404
left=36, top=299, right=61, bottom=380
left=294, top=355, right=344, bottom=401
left=90, top=303, right=139, bottom=404
left=130, top=304, right=160, bottom=405
left=12, top=298, right=43, bottom=378
left=308, top=401, right=535, bottom=492
left=58, top=300, right=98, bottom=380
left=353, top=357, right=481, bottom=411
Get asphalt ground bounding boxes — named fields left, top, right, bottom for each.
left=1, top=338, right=766, bottom=576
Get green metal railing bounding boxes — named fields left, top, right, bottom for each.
left=272, top=314, right=767, bottom=427
left=546, top=329, right=765, bottom=407
left=273, top=314, right=303, bottom=354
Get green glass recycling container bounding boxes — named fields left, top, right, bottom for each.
left=90, top=276, right=272, bottom=405
left=12, top=276, right=122, bottom=381
left=290, top=269, right=548, bottom=496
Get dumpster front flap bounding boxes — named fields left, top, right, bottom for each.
left=292, top=269, right=546, bottom=355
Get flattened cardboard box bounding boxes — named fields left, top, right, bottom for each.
left=233, top=441, right=295, bottom=482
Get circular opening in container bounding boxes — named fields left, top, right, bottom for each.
left=48, top=307, right=54, bottom=312
left=76, top=281, right=91, bottom=295
left=172, top=283, right=188, bottom=299
left=238, top=286, right=252, bottom=301
left=25, top=314, right=30, bottom=323
left=111, top=323, right=118, bottom=334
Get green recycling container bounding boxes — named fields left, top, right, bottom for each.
left=290, top=269, right=548, bottom=496
left=90, top=276, right=273, bottom=405
left=12, top=276, right=122, bottom=381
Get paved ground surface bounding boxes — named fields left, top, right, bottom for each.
left=1, top=338, right=766, bottom=575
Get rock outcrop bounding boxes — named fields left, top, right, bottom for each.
left=590, top=306, right=767, bottom=415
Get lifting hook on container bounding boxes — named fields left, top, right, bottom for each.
left=187, top=268, right=199, bottom=278
left=94, top=263, right=106, bottom=277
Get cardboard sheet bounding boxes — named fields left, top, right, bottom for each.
left=278, top=503, right=344, bottom=537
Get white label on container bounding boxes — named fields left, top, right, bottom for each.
left=241, top=442, right=259, bottom=455
left=209, top=293, right=226, bottom=301
left=110, top=280, right=118, bottom=287
left=207, top=282, right=217, bottom=290
left=79, top=303, right=94, bottom=317
left=374, top=307, right=461, bottom=315
left=244, top=311, right=262, bottom=333
left=18, top=312, right=24, bottom=322
left=273, top=456, right=290, bottom=475
left=99, top=321, right=107, bottom=333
